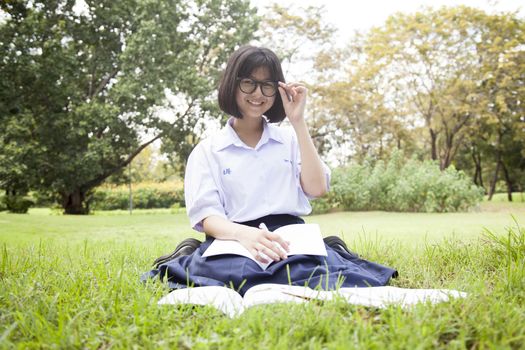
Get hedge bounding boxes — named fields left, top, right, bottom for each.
left=90, top=181, right=185, bottom=210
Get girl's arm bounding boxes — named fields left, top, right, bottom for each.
left=203, top=215, right=289, bottom=263
left=278, top=82, right=328, bottom=198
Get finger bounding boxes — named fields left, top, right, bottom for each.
left=258, top=229, right=287, bottom=259
left=278, top=82, right=297, bottom=101
left=267, top=232, right=290, bottom=254
left=281, top=82, right=307, bottom=97
left=256, top=253, right=270, bottom=264
left=283, top=82, right=307, bottom=95
left=291, top=86, right=307, bottom=101
left=267, top=241, right=287, bottom=260
left=294, top=85, right=307, bottom=95
left=273, top=241, right=289, bottom=259
left=278, top=85, right=292, bottom=103
left=251, top=248, right=269, bottom=264
left=281, top=81, right=304, bottom=88
left=258, top=241, right=282, bottom=261
left=255, top=242, right=278, bottom=261
left=260, top=245, right=282, bottom=261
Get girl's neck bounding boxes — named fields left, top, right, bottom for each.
left=232, top=117, right=264, bottom=148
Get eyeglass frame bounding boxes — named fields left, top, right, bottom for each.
left=236, top=77, right=278, bottom=97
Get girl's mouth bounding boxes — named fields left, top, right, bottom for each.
left=247, top=99, right=264, bottom=106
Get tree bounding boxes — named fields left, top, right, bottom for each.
left=357, top=6, right=491, bottom=169
left=313, top=6, right=524, bottom=181
left=256, top=3, right=339, bottom=158
left=475, top=14, right=525, bottom=200
left=450, top=10, right=525, bottom=199
left=314, top=50, right=413, bottom=163
left=0, top=0, right=258, bottom=213
left=256, top=3, right=335, bottom=77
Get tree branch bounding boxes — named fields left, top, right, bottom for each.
left=80, top=98, right=196, bottom=191
left=91, top=67, right=120, bottom=99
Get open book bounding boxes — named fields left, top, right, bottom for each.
left=202, top=223, right=327, bottom=270
left=158, top=283, right=468, bottom=318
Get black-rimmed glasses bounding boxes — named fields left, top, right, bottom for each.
left=237, top=78, right=278, bottom=97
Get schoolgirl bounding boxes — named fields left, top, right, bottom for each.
left=145, top=46, right=397, bottom=294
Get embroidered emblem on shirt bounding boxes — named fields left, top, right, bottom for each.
left=223, top=168, right=231, bottom=175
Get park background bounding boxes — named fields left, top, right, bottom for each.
left=1, top=0, right=524, bottom=348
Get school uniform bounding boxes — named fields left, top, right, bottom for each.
left=146, top=118, right=397, bottom=295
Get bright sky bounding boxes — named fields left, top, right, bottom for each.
left=253, top=0, right=524, bottom=45
left=251, top=0, right=524, bottom=81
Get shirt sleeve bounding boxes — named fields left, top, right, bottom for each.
left=184, top=143, right=227, bottom=232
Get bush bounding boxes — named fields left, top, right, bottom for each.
left=316, top=151, right=484, bottom=213
left=1, top=193, right=35, bottom=213
left=310, top=196, right=334, bottom=215
left=90, top=181, right=185, bottom=210
left=0, top=193, right=6, bottom=212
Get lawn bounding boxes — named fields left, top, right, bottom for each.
left=1, top=202, right=524, bottom=348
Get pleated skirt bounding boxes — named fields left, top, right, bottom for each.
left=143, top=215, right=398, bottom=296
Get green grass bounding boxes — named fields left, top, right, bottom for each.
left=1, top=204, right=524, bottom=349
left=486, top=192, right=525, bottom=203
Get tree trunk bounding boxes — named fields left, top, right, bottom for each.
left=471, top=145, right=484, bottom=189
left=62, top=190, right=89, bottom=214
left=500, top=161, right=513, bottom=202
left=487, top=155, right=501, bottom=201
left=430, top=128, right=438, bottom=161
left=440, top=126, right=452, bottom=170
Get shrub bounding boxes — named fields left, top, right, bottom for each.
left=310, top=196, right=334, bottom=215
left=319, top=151, right=484, bottom=213
left=90, top=181, right=185, bottom=210
left=1, top=194, right=35, bottom=213
left=0, top=193, right=6, bottom=212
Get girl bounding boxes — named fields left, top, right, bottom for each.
left=146, top=46, right=397, bottom=294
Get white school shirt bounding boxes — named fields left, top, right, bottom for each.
left=184, top=117, right=331, bottom=232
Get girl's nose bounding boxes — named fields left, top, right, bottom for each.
left=252, top=84, right=264, bottom=97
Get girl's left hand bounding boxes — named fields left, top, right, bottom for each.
left=278, top=82, right=307, bottom=125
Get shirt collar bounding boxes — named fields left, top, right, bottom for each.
left=213, top=117, right=284, bottom=152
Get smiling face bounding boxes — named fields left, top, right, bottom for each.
left=235, top=66, right=276, bottom=120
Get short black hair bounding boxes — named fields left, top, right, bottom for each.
left=218, top=46, right=286, bottom=123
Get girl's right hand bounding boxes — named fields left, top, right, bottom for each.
left=235, top=226, right=290, bottom=263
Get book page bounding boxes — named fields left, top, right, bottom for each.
left=157, top=284, right=468, bottom=318
left=337, top=286, right=468, bottom=308
left=242, top=284, right=323, bottom=308
left=202, top=224, right=328, bottom=270
left=242, top=284, right=467, bottom=310
left=278, top=224, right=328, bottom=256
left=158, top=286, right=245, bottom=318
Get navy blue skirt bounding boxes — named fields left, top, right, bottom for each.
left=144, top=215, right=397, bottom=296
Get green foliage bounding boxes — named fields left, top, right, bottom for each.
left=0, top=193, right=5, bottom=212
left=1, top=193, right=34, bottom=213
left=0, top=0, right=259, bottom=214
left=312, top=151, right=484, bottom=213
left=90, top=181, right=184, bottom=210
left=390, top=159, right=484, bottom=212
